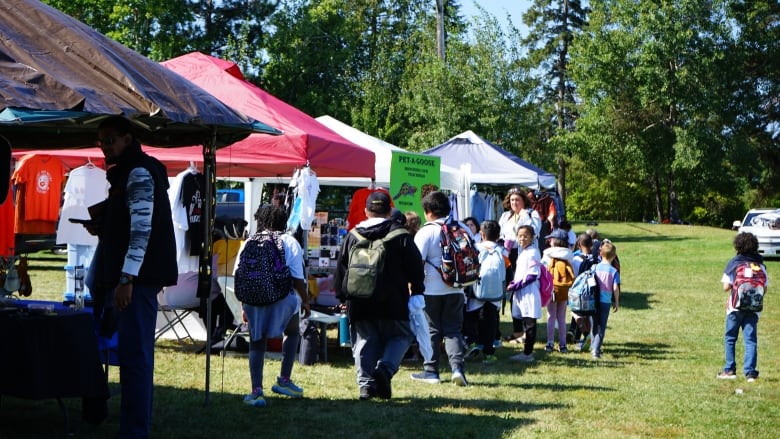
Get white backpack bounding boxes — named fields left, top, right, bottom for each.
left=473, top=247, right=505, bottom=301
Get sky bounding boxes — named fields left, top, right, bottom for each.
left=459, top=0, right=532, bottom=34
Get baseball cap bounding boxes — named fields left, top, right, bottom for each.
left=366, top=191, right=391, bottom=215
left=390, top=208, right=406, bottom=225
left=545, top=229, right=568, bottom=242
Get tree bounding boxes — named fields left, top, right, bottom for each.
left=724, top=0, right=780, bottom=207
left=262, top=0, right=379, bottom=121
left=43, top=0, right=194, bottom=59
left=521, top=0, right=589, bottom=208
left=393, top=11, right=540, bottom=156
left=569, top=0, right=738, bottom=224
left=43, top=0, right=275, bottom=63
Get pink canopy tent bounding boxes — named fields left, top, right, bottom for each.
left=13, top=52, right=375, bottom=179
left=151, top=52, right=374, bottom=178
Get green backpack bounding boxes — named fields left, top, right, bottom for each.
left=345, top=228, right=409, bottom=299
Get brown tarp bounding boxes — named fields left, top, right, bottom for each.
left=0, top=0, right=279, bottom=149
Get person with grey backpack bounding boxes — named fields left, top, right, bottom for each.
left=334, top=192, right=425, bottom=400
left=462, top=220, right=505, bottom=364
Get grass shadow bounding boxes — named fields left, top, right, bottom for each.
left=607, top=223, right=697, bottom=242
left=0, top=385, right=558, bottom=438
left=619, top=290, right=654, bottom=310
left=606, top=341, right=674, bottom=361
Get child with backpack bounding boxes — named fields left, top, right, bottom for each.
left=236, top=205, right=311, bottom=407
left=462, top=221, right=505, bottom=364
left=506, top=225, right=543, bottom=362
left=569, top=233, right=596, bottom=349
left=717, top=232, right=768, bottom=382
left=590, top=240, right=621, bottom=359
left=541, top=229, right=575, bottom=353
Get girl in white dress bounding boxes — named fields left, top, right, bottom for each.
left=507, top=225, right=542, bottom=362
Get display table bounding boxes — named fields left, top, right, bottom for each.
left=0, top=299, right=109, bottom=426
left=308, top=309, right=342, bottom=363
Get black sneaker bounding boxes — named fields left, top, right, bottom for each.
left=372, top=366, right=392, bottom=399
left=746, top=372, right=759, bottom=383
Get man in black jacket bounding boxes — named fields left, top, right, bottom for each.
left=335, top=191, right=425, bottom=400
left=87, top=116, right=177, bottom=438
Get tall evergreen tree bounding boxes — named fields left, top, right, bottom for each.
left=521, top=0, right=589, bottom=207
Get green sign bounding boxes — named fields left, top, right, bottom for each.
left=389, top=151, right=441, bottom=219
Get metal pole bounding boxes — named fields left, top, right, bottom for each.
left=199, top=128, right=218, bottom=405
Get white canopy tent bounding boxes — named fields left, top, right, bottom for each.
left=423, top=130, right=557, bottom=218
left=314, top=115, right=468, bottom=217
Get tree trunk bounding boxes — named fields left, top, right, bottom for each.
left=653, top=172, right=663, bottom=222
left=668, top=170, right=679, bottom=223
left=435, top=0, right=446, bottom=61
left=555, top=0, right=570, bottom=215
left=557, top=156, right=566, bottom=217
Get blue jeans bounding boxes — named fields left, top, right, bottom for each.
left=591, top=302, right=611, bottom=356
left=724, top=310, right=759, bottom=376
left=117, top=283, right=161, bottom=439
left=352, top=319, right=413, bottom=390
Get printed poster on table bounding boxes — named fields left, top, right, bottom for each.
left=390, top=151, right=440, bottom=219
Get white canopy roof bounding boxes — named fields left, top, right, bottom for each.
left=423, top=130, right=556, bottom=190
left=315, top=115, right=462, bottom=191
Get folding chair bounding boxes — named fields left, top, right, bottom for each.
left=155, top=270, right=221, bottom=344
left=214, top=237, right=247, bottom=355
left=155, top=304, right=197, bottom=344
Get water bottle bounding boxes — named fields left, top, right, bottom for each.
left=74, top=265, right=85, bottom=310
left=339, top=311, right=351, bottom=347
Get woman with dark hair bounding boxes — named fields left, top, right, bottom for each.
left=497, top=187, right=541, bottom=343
left=463, top=216, right=481, bottom=243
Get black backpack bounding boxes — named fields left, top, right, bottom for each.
left=234, top=231, right=292, bottom=306
left=574, top=253, right=597, bottom=276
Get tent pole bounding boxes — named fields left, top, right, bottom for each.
left=199, top=129, right=218, bottom=406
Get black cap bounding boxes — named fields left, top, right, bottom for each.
left=390, top=208, right=406, bottom=225
left=366, top=191, right=391, bottom=215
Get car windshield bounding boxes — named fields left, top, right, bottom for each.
left=745, top=210, right=780, bottom=229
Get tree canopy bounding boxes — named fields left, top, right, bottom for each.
left=40, top=0, right=780, bottom=227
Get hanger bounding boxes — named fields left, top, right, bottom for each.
left=369, top=178, right=376, bottom=190
left=188, top=161, right=198, bottom=173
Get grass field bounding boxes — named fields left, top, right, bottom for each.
left=2, top=222, right=779, bottom=438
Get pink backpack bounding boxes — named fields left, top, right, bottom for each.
left=538, top=263, right=553, bottom=306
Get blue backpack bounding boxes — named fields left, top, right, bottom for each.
left=568, top=268, right=598, bottom=315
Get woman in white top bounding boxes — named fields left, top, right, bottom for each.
left=497, top=187, right=541, bottom=342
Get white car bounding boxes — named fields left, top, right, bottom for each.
left=734, top=208, right=780, bottom=258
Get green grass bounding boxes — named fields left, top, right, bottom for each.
left=3, top=222, right=779, bottom=438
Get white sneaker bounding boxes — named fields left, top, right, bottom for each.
left=451, top=369, right=468, bottom=387
left=410, top=372, right=441, bottom=384
left=509, top=353, right=535, bottom=362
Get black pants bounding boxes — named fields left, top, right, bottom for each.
left=522, top=318, right=537, bottom=355
left=463, top=302, right=499, bottom=355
